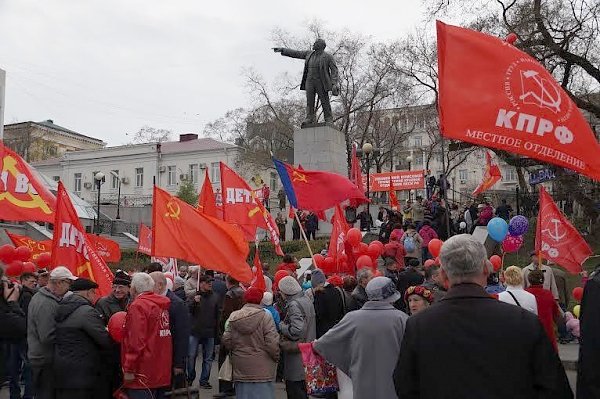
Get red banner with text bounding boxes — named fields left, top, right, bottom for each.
left=362, top=170, right=425, bottom=192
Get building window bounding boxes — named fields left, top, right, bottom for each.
left=135, top=168, right=144, bottom=188
left=52, top=176, right=60, bottom=182
left=270, top=172, right=278, bottom=191
left=413, top=136, right=422, bottom=147
left=74, top=173, right=82, bottom=194
left=414, top=154, right=423, bottom=167
left=459, top=169, right=468, bottom=181
left=504, top=168, right=517, bottom=182
left=167, top=166, right=176, bottom=186
left=189, top=164, right=199, bottom=184
left=211, top=162, right=220, bottom=183
left=111, top=170, right=119, bottom=189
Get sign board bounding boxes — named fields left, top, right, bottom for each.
left=529, top=168, right=555, bottom=185
left=0, top=69, right=5, bottom=141
left=362, top=170, right=425, bottom=192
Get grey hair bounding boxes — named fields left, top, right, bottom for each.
left=131, top=272, right=155, bottom=294
left=356, top=267, right=374, bottom=284
left=440, top=234, right=487, bottom=283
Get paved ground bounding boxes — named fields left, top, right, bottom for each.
left=0, top=343, right=581, bottom=398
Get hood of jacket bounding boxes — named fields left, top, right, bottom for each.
left=134, top=291, right=171, bottom=310
left=37, top=286, right=64, bottom=302
left=228, top=304, right=266, bottom=335
left=55, top=293, right=90, bottom=323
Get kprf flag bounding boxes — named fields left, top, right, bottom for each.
left=51, top=182, right=114, bottom=295
left=87, top=234, right=122, bottom=263
left=437, top=21, right=600, bottom=181
left=137, top=223, right=152, bottom=255
left=152, top=186, right=252, bottom=283
left=273, top=158, right=367, bottom=212
left=472, top=152, right=502, bottom=197
left=0, top=142, right=56, bottom=223
left=5, top=231, right=51, bottom=261
left=251, top=247, right=267, bottom=291
left=328, top=204, right=349, bottom=269
left=198, top=169, right=218, bottom=218
left=535, top=186, right=592, bottom=274
left=389, top=178, right=399, bottom=210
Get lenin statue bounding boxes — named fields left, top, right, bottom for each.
left=274, top=39, right=339, bottom=127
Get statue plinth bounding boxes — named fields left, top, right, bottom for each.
left=294, top=125, right=347, bottom=176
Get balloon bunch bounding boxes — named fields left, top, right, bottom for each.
left=487, top=215, right=529, bottom=254
left=0, top=244, right=52, bottom=277
left=572, top=287, right=584, bottom=318
left=313, top=228, right=385, bottom=274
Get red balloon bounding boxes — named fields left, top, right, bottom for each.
left=35, top=252, right=52, bottom=268
left=506, top=33, right=518, bottom=44
left=108, top=311, right=127, bottom=343
left=6, top=260, right=24, bottom=277
left=15, top=246, right=32, bottom=262
left=490, top=255, right=503, bottom=272
left=322, top=257, right=335, bottom=273
left=424, top=259, right=436, bottom=268
left=0, top=244, right=16, bottom=264
left=356, top=255, right=373, bottom=269
left=358, top=242, right=369, bottom=255
left=22, top=262, right=36, bottom=274
left=370, top=240, right=384, bottom=252
left=573, top=287, right=584, bottom=302
left=312, top=254, right=325, bottom=268
left=346, top=228, right=362, bottom=247
left=338, top=253, right=348, bottom=263
left=428, top=239, right=443, bottom=258
left=367, top=242, right=383, bottom=258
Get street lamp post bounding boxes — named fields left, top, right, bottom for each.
left=362, top=143, right=373, bottom=232
left=110, top=171, right=122, bottom=220
left=94, top=172, right=105, bottom=235
left=406, top=155, right=413, bottom=200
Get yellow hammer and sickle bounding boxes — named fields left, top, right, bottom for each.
left=0, top=156, right=52, bottom=214
left=164, top=200, right=181, bottom=219
left=292, top=170, right=308, bottom=183
left=247, top=191, right=262, bottom=218
left=77, top=262, right=96, bottom=282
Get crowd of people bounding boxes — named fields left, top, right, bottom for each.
left=0, top=230, right=596, bottom=398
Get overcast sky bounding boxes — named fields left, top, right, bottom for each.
left=0, top=0, right=426, bottom=146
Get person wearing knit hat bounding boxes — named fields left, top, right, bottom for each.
left=404, top=285, right=433, bottom=315
left=261, top=291, right=281, bottom=331
left=95, top=270, right=131, bottom=325
left=278, top=275, right=316, bottom=397
left=313, top=268, right=348, bottom=338
left=221, top=284, right=279, bottom=398
left=314, top=276, right=408, bottom=399
left=311, top=269, right=326, bottom=289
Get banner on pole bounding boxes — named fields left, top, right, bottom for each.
left=362, top=170, right=425, bottom=192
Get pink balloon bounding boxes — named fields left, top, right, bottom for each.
left=502, top=235, right=523, bottom=253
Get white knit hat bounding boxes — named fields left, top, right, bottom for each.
left=261, top=291, right=274, bottom=306
left=278, top=276, right=302, bottom=296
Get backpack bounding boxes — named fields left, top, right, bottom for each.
left=403, top=234, right=416, bottom=252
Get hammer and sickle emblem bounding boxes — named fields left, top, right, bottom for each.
left=519, top=70, right=562, bottom=113
left=77, top=262, right=96, bottom=282
left=292, top=170, right=308, bottom=183
left=164, top=200, right=181, bottom=219
left=247, top=191, right=264, bottom=218
left=0, top=156, right=52, bottom=214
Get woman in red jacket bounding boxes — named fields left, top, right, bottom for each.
left=525, top=269, right=561, bottom=352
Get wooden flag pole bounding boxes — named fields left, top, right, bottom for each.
left=294, top=211, right=316, bottom=266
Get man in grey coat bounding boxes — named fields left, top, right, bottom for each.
left=278, top=276, right=316, bottom=399
left=315, top=276, right=408, bottom=399
left=274, top=39, right=339, bottom=126
left=28, top=266, right=77, bottom=399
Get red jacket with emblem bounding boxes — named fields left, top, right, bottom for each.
left=121, top=292, right=172, bottom=389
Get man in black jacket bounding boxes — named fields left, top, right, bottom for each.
left=312, top=269, right=346, bottom=339
left=187, top=275, right=220, bottom=390
left=95, top=270, right=130, bottom=325
left=54, top=278, right=113, bottom=399
left=394, top=234, right=572, bottom=399
left=577, top=264, right=600, bottom=398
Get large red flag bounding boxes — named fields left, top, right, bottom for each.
left=51, top=182, right=114, bottom=295
left=220, top=162, right=262, bottom=240
left=535, top=186, right=592, bottom=274
left=137, top=223, right=152, bottom=255
left=198, top=169, right=218, bottom=218
left=472, top=152, right=502, bottom=196
left=273, top=159, right=368, bottom=212
left=0, top=142, right=56, bottom=223
left=389, top=177, right=399, bottom=211
left=437, top=21, right=600, bottom=181
left=328, top=204, right=350, bottom=269
left=152, top=186, right=252, bottom=283
left=250, top=190, right=284, bottom=256
left=87, top=234, right=121, bottom=263
left=251, top=247, right=267, bottom=291
left=5, top=231, right=52, bottom=261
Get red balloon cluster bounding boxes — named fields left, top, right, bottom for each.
left=35, top=253, right=52, bottom=269
left=572, top=287, right=584, bottom=302
left=0, top=244, right=17, bottom=264
left=15, top=246, right=32, bottom=262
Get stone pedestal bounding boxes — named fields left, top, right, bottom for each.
left=294, top=125, right=348, bottom=237
left=294, top=124, right=347, bottom=176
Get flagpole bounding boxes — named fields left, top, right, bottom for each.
left=294, top=211, right=316, bottom=266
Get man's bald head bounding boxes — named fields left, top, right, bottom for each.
left=149, top=271, right=167, bottom=295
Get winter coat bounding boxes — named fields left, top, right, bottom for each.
left=18, top=285, right=36, bottom=320
left=417, top=225, right=438, bottom=247
left=565, top=312, right=580, bottom=338
left=383, top=241, right=406, bottom=268
left=314, top=284, right=346, bottom=338
left=95, top=293, right=128, bottom=325
left=122, top=292, right=172, bottom=389
left=27, top=287, right=64, bottom=367
left=222, top=304, right=280, bottom=382
left=400, top=230, right=423, bottom=260
left=280, top=292, right=316, bottom=381
left=523, top=264, right=559, bottom=300
left=315, top=301, right=408, bottom=399
left=220, top=286, right=245, bottom=335
left=167, top=290, right=191, bottom=369
left=0, top=297, right=26, bottom=341
left=54, top=293, right=113, bottom=390
left=351, top=285, right=368, bottom=309
left=526, top=286, right=560, bottom=352
left=276, top=262, right=298, bottom=274
left=578, top=268, right=600, bottom=398
left=188, top=291, right=220, bottom=339
left=172, top=286, right=186, bottom=302
left=184, top=277, right=197, bottom=299
left=264, top=305, right=281, bottom=331
left=395, top=283, right=572, bottom=399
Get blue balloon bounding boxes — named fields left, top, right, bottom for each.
left=508, top=215, right=529, bottom=236
left=487, top=217, right=509, bottom=242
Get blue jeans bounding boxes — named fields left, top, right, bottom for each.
left=187, top=335, right=214, bottom=384
left=8, top=341, right=33, bottom=399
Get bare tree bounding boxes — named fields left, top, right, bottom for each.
left=129, top=126, right=173, bottom=144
